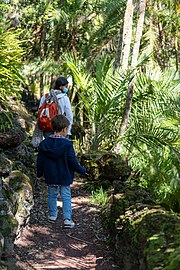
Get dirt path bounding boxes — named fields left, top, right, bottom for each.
left=6, top=178, right=120, bottom=270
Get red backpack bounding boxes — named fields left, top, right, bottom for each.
left=38, top=91, right=61, bottom=131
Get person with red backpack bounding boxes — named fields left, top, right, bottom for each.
left=38, top=77, right=73, bottom=139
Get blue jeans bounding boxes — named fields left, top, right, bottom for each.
left=48, top=185, right=72, bottom=220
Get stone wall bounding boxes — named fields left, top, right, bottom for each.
left=81, top=153, right=180, bottom=269
left=0, top=145, right=35, bottom=259
left=0, top=97, right=36, bottom=262
left=103, top=186, right=180, bottom=270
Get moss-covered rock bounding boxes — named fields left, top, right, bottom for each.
left=81, top=152, right=132, bottom=189
left=103, top=190, right=180, bottom=270
left=0, top=128, right=26, bottom=149
left=0, top=196, right=18, bottom=257
left=0, top=154, right=12, bottom=175
left=0, top=95, right=35, bottom=262
left=0, top=215, right=17, bottom=238
left=4, top=170, right=34, bottom=229
left=0, top=233, right=4, bottom=257
left=0, top=170, right=34, bottom=258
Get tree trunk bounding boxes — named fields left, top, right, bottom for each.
left=114, top=0, right=146, bottom=154
left=174, top=0, right=179, bottom=72
left=40, top=72, right=44, bottom=97
left=72, top=29, right=77, bottom=60
left=131, top=0, right=146, bottom=69
left=53, top=25, right=61, bottom=61
left=113, top=23, right=124, bottom=74
left=174, top=35, right=179, bottom=72
left=121, top=0, right=134, bottom=72
left=39, top=21, right=46, bottom=96
left=114, top=77, right=135, bottom=154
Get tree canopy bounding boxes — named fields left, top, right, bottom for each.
left=0, top=0, right=179, bottom=212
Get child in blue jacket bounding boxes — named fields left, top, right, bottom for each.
left=37, top=114, right=86, bottom=228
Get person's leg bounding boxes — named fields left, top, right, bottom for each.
left=48, top=186, right=59, bottom=221
left=60, top=185, right=75, bottom=228
left=60, top=185, right=72, bottom=220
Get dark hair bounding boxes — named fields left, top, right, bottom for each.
left=51, top=114, right=70, bottom=132
left=54, top=77, right=68, bottom=89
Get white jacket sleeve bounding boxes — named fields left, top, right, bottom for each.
left=64, top=96, right=73, bottom=135
left=39, top=95, right=46, bottom=108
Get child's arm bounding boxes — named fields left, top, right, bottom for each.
left=67, top=144, right=86, bottom=174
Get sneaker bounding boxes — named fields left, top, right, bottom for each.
left=64, top=219, right=75, bottom=228
left=48, top=216, right=57, bottom=223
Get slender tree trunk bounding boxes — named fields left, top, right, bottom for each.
left=40, top=72, right=44, bottom=97
left=114, top=0, right=146, bottom=154
left=114, top=77, right=135, bottom=154
left=119, top=77, right=135, bottom=137
left=72, top=29, right=77, bottom=60
left=121, top=0, right=134, bottom=72
left=131, top=0, right=146, bottom=68
left=54, top=26, right=60, bottom=61
left=39, top=21, right=46, bottom=96
left=148, top=2, right=154, bottom=67
left=158, top=21, right=166, bottom=70
left=50, top=74, right=56, bottom=90
left=174, top=35, right=179, bottom=72
left=113, top=22, right=124, bottom=74
left=174, top=0, right=179, bottom=72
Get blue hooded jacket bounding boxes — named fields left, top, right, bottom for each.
left=37, top=137, right=86, bottom=185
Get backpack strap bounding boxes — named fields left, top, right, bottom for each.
left=50, top=89, right=62, bottom=114
left=45, top=93, right=49, bottom=100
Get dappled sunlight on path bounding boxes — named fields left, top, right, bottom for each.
left=9, top=178, right=120, bottom=270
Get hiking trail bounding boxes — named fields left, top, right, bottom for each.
left=6, top=177, right=120, bottom=270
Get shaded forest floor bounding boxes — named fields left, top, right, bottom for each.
left=5, top=177, right=120, bottom=270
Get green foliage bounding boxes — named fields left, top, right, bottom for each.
left=83, top=0, right=126, bottom=60
left=144, top=0, right=179, bottom=70
left=0, top=106, right=13, bottom=132
left=91, top=187, right=108, bottom=206
left=126, top=69, right=180, bottom=212
left=64, top=53, right=130, bottom=151
left=13, top=0, right=101, bottom=60
left=0, top=0, right=179, bottom=215
left=0, top=11, right=24, bottom=130
left=164, top=247, right=180, bottom=270
left=0, top=29, right=24, bottom=95
left=64, top=53, right=91, bottom=92
left=64, top=51, right=180, bottom=212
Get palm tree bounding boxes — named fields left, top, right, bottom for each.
left=114, top=0, right=146, bottom=153
left=64, top=53, right=130, bottom=151
left=121, top=0, right=134, bottom=72
left=126, top=68, right=180, bottom=211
